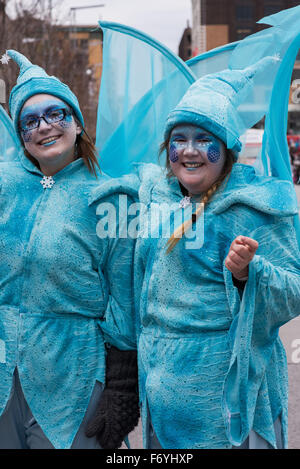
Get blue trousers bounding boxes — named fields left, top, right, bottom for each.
left=0, top=368, right=103, bottom=449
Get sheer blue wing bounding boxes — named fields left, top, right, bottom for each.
left=96, top=21, right=196, bottom=177
left=0, top=104, right=22, bottom=162
left=227, top=5, right=300, bottom=172
left=96, top=9, right=300, bottom=244
left=228, top=6, right=300, bottom=245
left=186, top=7, right=300, bottom=244
left=187, top=41, right=240, bottom=78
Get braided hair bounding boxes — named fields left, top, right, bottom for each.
left=159, top=138, right=236, bottom=253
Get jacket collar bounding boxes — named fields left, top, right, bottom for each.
left=152, top=162, right=298, bottom=217
left=18, top=150, right=86, bottom=179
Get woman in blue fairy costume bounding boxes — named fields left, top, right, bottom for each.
left=133, top=58, right=300, bottom=449
left=0, top=50, right=139, bottom=449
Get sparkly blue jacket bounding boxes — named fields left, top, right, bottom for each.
left=0, top=152, right=136, bottom=449
left=129, top=162, right=300, bottom=449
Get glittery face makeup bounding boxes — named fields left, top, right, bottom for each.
left=170, top=128, right=222, bottom=164
left=22, top=129, right=33, bottom=143
left=207, top=143, right=221, bottom=163
left=19, top=94, right=82, bottom=174
left=19, top=100, right=73, bottom=135
left=57, top=110, right=73, bottom=129
left=168, top=125, right=226, bottom=196
left=169, top=143, right=179, bottom=162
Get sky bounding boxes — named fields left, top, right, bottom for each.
left=53, top=0, right=192, bottom=54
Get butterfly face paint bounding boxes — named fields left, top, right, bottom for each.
left=169, top=143, right=179, bottom=163
left=207, top=143, right=221, bottom=163
left=168, top=125, right=227, bottom=196
left=170, top=128, right=222, bottom=164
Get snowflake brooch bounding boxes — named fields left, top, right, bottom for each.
left=179, top=196, right=191, bottom=208
left=0, top=53, right=11, bottom=65
left=40, top=176, right=55, bottom=189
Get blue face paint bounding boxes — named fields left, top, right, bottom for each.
left=20, top=99, right=73, bottom=135
left=22, top=129, right=33, bottom=143
left=43, top=140, right=57, bottom=147
left=169, top=143, right=179, bottom=163
left=207, top=143, right=221, bottom=163
left=21, top=100, right=66, bottom=119
left=170, top=127, right=223, bottom=163
left=58, top=117, right=73, bottom=129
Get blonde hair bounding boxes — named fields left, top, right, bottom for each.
left=159, top=138, right=235, bottom=254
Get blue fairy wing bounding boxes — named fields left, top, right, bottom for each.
left=96, top=21, right=196, bottom=177
left=227, top=5, right=300, bottom=174
left=228, top=6, right=300, bottom=245
left=187, top=41, right=240, bottom=78
left=0, top=104, right=22, bottom=162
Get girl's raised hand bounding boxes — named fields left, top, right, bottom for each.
left=225, top=235, right=259, bottom=280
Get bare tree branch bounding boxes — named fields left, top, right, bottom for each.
left=0, top=0, right=99, bottom=138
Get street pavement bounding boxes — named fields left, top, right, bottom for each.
left=125, top=184, right=300, bottom=450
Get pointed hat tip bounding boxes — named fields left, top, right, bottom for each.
left=6, top=50, right=33, bottom=70
left=6, top=50, right=50, bottom=84
left=247, top=54, right=281, bottom=74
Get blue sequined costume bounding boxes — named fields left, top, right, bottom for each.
left=0, top=151, right=136, bottom=449
left=131, top=162, right=300, bottom=449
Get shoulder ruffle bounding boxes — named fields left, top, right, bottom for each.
left=88, top=163, right=166, bottom=206
left=211, top=163, right=298, bottom=217
left=88, top=172, right=140, bottom=206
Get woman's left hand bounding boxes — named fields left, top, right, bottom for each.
left=225, top=235, right=259, bottom=280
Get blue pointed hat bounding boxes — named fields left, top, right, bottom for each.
left=164, top=56, right=279, bottom=155
left=7, top=50, right=84, bottom=133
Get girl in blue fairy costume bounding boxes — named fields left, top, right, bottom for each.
left=0, top=50, right=139, bottom=449
left=93, top=6, right=300, bottom=449
left=132, top=60, right=300, bottom=449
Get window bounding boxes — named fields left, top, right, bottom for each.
left=263, top=1, right=284, bottom=16
left=236, top=2, right=254, bottom=21
left=78, top=39, right=89, bottom=50
left=236, top=28, right=253, bottom=40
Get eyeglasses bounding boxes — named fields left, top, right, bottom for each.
left=19, top=108, right=72, bottom=132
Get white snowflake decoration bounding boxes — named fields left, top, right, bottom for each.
left=40, top=176, right=55, bottom=189
left=0, top=53, right=11, bottom=65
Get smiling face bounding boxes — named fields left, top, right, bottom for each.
left=19, top=94, right=82, bottom=175
left=168, top=125, right=227, bottom=196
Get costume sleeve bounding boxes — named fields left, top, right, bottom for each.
left=133, top=237, right=147, bottom=342
left=97, top=193, right=137, bottom=351
left=248, top=218, right=300, bottom=332
left=222, top=215, right=300, bottom=446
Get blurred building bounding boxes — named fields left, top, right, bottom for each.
left=55, top=24, right=103, bottom=138
left=58, top=25, right=103, bottom=92
left=191, top=0, right=300, bottom=133
left=191, top=0, right=300, bottom=54
left=178, top=21, right=192, bottom=61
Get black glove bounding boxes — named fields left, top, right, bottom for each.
left=85, top=345, right=140, bottom=449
